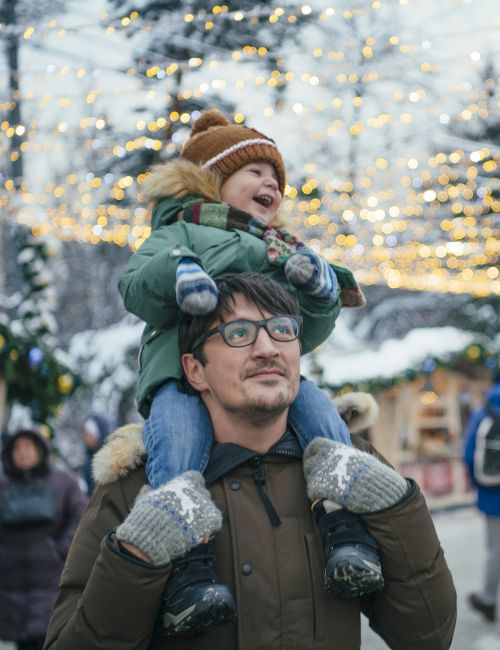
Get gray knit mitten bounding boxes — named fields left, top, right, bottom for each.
left=303, top=438, right=408, bottom=513
left=116, top=471, right=222, bottom=565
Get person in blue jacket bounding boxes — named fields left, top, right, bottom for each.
left=463, top=367, right=500, bottom=622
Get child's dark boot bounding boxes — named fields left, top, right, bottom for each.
left=161, top=538, right=236, bottom=637
left=313, top=500, right=385, bottom=599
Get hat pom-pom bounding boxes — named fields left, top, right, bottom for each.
left=191, top=109, right=230, bottom=136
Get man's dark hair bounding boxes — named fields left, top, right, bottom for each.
left=178, top=272, right=300, bottom=367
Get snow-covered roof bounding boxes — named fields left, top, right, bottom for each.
left=304, top=326, right=478, bottom=386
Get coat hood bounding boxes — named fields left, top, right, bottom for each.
left=1, top=429, right=50, bottom=481
left=92, top=393, right=379, bottom=487
left=144, top=159, right=221, bottom=202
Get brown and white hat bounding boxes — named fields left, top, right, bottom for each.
left=180, top=109, right=286, bottom=195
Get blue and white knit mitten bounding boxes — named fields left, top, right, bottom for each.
left=285, top=250, right=339, bottom=302
left=175, top=258, right=218, bottom=315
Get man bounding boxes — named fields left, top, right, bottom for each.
left=463, top=368, right=500, bottom=623
left=44, top=273, right=456, bottom=649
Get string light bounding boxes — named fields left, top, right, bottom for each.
left=2, top=3, right=498, bottom=296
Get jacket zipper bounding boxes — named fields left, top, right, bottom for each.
left=304, top=535, right=317, bottom=640
left=137, top=328, right=165, bottom=373
left=251, top=458, right=282, bottom=527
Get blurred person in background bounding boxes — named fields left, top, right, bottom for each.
left=82, top=413, right=111, bottom=495
left=463, top=367, right=500, bottom=623
left=0, top=429, right=87, bottom=650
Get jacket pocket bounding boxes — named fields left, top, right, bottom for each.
left=304, top=533, right=325, bottom=641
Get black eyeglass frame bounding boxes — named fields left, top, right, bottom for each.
left=190, top=315, right=303, bottom=351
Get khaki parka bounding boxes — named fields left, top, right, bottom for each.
left=118, top=160, right=361, bottom=417
left=44, top=424, right=456, bottom=650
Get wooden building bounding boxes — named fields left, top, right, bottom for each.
left=307, top=326, right=498, bottom=509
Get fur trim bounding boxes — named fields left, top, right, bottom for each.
left=333, top=392, right=379, bottom=434
left=92, top=392, right=378, bottom=485
left=143, top=159, right=222, bottom=203
left=143, top=158, right=289, bottom=229
left=92, top=423, right=146, bottom=486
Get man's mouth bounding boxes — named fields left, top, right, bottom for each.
left=253, top=194, right=273, bottom=208
left=244, top=364, right=287, bottom=379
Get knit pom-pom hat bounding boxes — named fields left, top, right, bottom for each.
left=180, top=109, right=286, bottom=195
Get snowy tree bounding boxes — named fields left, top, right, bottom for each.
left=278, top=1, right=434, bottom=210
left=0, top=0, right=67, bottom=183
left=0, top=225, right=78, bottom=429
left=12, top=226, right=59, bottom=343
left=102, top=0, right=311, bottom=180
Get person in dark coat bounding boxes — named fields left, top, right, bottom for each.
left=0, top=429, right=88, bottom=650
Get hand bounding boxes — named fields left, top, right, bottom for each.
left=175, top=258, right=218, bottom=315
left=303, top=439, right=408, bottom=513
left=116, top=471, right=222, bottom=565
left=285, top=249, right=339, bottom=302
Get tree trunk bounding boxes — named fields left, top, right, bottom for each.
left=5, top=0, right=24, bottom=186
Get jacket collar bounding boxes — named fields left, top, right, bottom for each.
left=204, top=429, right=303, bottom=486
left=92, top=391, right=376, bottom=487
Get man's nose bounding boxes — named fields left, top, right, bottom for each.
left=251, top=325, right=279, bottom=356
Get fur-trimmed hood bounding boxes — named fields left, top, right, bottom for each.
left=143, top=158, right=223, bottom=204
left=143, top=158, right=287, bottom=230
left=93, top=392, right=379, bottom=487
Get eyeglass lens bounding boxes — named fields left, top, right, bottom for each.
left=223, top=316, right=299, bottom=347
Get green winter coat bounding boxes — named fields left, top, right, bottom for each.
left=43, top=423, right=457, bottom=650
left=119, top=161, right=361, bottom=417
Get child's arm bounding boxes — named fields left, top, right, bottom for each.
left=295, top=290, right=342, bottom=355
left=118, top=225, right=202, bottom=328
left=282, top=248, right=341, bottom=355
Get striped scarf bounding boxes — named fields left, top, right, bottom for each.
left=172, top=198, right=365, bottom=307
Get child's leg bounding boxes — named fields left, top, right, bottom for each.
left=144, top=381, right=236, bottom=636
left=288, top=378, right=351, bottom=448
left=292, top=382, right=384, bottom=599
left=143, top=380, right=214, bottom=489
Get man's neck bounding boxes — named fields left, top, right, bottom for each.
left=209, top=407, right=289, bottom=453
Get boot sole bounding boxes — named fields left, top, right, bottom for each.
left=326, top=559, right=385, bottom=599
left=163, top=593, right=237, bottom=637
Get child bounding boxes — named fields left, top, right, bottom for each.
left=119, top=110, right=382, bottom=637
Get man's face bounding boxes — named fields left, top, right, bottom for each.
left=183, top=294, right=301, bottom=424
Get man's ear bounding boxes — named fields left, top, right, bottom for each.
left=181, top=353, right=209, bottom=393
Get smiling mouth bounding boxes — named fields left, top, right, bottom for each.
left=253, top=194, right=273, bottom=208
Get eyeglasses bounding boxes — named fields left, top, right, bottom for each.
left=191, top=315, right=303, bottom=351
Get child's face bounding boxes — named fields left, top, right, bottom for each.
left=220, top=161, right=282, bottom=225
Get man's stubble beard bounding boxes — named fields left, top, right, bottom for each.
left=223, top=385, right=295, bottom=426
